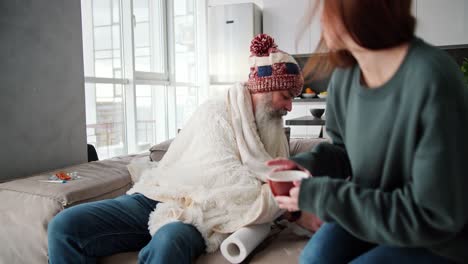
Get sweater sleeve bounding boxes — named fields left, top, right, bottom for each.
left=290, top=71, right=352, bottom=180
left=298, top=75, right=468, bottom=247
left=290, top=143, right=351, bottom=180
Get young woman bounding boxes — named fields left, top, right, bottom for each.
left=268, top=0, right=468, bottom=263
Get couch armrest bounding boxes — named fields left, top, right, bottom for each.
left=0, top=154, right=139, bottom=263
left=149, top=139, right=174, bottom=162
left=0, top=155, right=135, bottom=207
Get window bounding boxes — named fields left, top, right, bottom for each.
left=82, top=0, right=127, bottom=159
left=85, top=0, right=123, bottom=79
left=85, top=83, right=126, bottom=159
left=174, top=0, right=196, bottom=83
left=174, top=86, right=198, bottom=129
left=135, top=84, right=167, bottom=149
left=81, top=0, right=207, bottom=159
left=133, top=0, right=166, bottom=74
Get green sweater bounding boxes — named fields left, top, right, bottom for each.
left=292, top=38, right=468, bottom=263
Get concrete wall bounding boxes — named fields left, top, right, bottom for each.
left=0, top=0, right=87, bottom=181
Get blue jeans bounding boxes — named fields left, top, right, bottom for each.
left=48, top=193, right=205, bottom=264
left=300, top=222, right=456, bottom=264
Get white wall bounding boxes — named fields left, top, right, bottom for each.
left=0, top=0, right=87, bottom=181
left=263, top=0, right=321, bottom=54
left=415, top=0, right=468, bottom=46
left=262, top=0, right=468, bottom=55
left=207, top=0, right=323, bottom=55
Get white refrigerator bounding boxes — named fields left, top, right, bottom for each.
left=208, top=3, right=262, bottom=84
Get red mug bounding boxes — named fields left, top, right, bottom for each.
left=267, top=170, right=308, bottom=196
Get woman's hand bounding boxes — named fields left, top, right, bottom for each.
left=275, top=180, right=301, bottom=211
left=266, top=157, right=322, bottom=231
left=266, top=158, right=312, bottom=176
left=266, top=158, right=312, bottom=212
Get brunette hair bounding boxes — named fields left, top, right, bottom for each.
left=301, top=0, right=416, bottom=78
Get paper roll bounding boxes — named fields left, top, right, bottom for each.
left=220, top=223, right=271, bottom=263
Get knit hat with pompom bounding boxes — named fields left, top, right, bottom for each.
left=246, top=34, right=304, bottom=96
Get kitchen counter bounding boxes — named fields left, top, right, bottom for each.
left=286, top=99, right=326, bottom=138
left=293, top=98, right=326, bottom=102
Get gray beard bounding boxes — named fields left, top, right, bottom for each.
left=254, top=96, right=286, bottom=157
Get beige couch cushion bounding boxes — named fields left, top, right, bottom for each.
left=99, top=224, right=310, bottom=264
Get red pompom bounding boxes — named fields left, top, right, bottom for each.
left=250, top=34, right=277, bottom=56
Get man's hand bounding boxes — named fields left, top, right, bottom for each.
left=296, top=211, right=323, bottom=233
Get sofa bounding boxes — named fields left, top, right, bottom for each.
left=0, top=137, right=326, bottom=264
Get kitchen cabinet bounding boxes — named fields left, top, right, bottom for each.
left=414, top=0, right=468, bottom=46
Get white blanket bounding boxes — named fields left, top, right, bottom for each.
left=127, top=84, right=289, bottom=252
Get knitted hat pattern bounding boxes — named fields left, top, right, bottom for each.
left=246, top=34, right=304, bottom=97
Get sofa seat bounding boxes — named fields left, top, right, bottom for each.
left=98, top=225, right=309, bottom=264
left=0, top=138, right=326, bottom=264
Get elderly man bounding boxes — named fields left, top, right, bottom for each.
left=47, top=34, right=305, bottom=264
